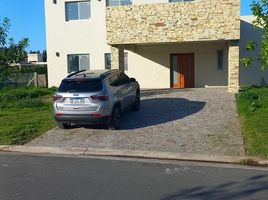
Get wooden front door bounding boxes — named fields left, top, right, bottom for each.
left=170, top=53, right=194, bottom=88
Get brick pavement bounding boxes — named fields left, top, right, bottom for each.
left=28, top=88, right=245, bottom=156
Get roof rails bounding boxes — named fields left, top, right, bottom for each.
left=100, top=69, right=118, bottom=78
left=67, top=70, right=87, bottom=78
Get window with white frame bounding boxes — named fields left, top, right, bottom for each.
left=67, top=54, right=90, bottom=73
left=65, top=1, right=91, bottom=21
left=106, top=0, right=132, bottom=6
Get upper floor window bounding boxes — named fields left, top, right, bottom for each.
left=106, top=0, right=132, bottom=6
left=66, top=1, right=91, bottom=21
left=169, top=0, right=195, bottom=2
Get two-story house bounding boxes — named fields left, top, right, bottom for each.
left=45, top=0, right=268, bottom=92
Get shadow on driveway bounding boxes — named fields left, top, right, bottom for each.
left=80, top=97, right=205, bottom=130
left=120, top=97, right=206, bottom=130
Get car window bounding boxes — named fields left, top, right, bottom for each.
left=58, top=79, right=103, bottom=92
left=109, top=74, right=118, bottom=86
left=116, top=73, right=130, bottom=86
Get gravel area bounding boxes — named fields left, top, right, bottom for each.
left=28, top=88, right=245, bottom=156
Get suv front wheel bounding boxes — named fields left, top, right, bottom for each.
left=110, top=106, right=121, bottom=130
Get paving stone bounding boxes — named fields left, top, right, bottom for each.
left=27, top=88, right=245, bottom=157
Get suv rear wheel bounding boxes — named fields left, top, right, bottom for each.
left=110, top=106, right=121, bottom=130
left=131, top=92, right=140, bottom=111
left=57, top=122, right=71, bottom=129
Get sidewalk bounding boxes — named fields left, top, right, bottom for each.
left=1, top=145, right=268, bottom=167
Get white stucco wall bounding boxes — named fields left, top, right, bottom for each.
left=240, top=16, right=268, bottom=86
left=45, top=0, right=110, bottom=87
left=125, top=41, right=228, bottom=89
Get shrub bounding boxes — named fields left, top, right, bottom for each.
left=237, top=87, right=266, bottom=112
left=20, top=65, right=47, bottom=74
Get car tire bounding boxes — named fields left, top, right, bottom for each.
left=57, top=122, right=71, bottom=129
left=110, top=106, right=121, bottom=130
left=131, top=92, right=140, bottom=111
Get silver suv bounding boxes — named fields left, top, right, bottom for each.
left=53, top=69, right=140, bottom=129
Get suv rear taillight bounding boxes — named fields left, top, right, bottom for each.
left=53, top=95, right=63, bottom=102
left=91, top=94, right=109, bottom=101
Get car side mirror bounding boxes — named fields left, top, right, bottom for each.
left=130, top=78, right=136, bottom=82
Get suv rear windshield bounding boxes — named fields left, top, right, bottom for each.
left=58, top=79, right=103, bottom=92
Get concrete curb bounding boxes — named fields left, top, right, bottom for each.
left=0, top=145, right=86, bottom=156
left=0, top=145, right=267, bottom=167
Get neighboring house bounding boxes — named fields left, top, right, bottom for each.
left=18, top=53, right=47, bottom=68
left=240, top=16, right=268, bottom=86
left=45, top=0, right=268, bottom=92
left=27, top=53, right=44, bottom=63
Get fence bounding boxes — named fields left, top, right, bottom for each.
left=0, top=72, right=47, bottom=89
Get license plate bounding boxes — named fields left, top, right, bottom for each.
left=70, top=98, right=85, bottom=104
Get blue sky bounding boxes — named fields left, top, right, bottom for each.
left=0, top=0, right=46, bottom=51
left=0, top=0, right=253, bottom=52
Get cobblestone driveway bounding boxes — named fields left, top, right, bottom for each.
left=28, top=88, right=245, bottom=156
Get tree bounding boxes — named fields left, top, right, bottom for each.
left=241, top=0, right=268, bottom=70
left=0, top=17, right=29, bottom=81
left=42, top=50, right=47, bottom=62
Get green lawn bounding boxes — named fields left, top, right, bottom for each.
left=1, top=85, right=267, bottom=157
left=0, top=87, right=56, bottom=145
left=237, top=87, right=268, bottom=158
